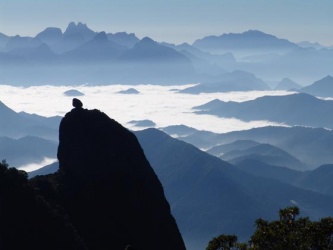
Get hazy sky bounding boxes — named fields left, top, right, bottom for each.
left=0, top=0, right=332, bottom=45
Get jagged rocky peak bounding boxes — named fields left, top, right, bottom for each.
left=57, top=99, right=186, bottom=250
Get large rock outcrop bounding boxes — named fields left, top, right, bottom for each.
left=0, top=103, right=185, bottom=250
left=56, top=104, right=186, bottom=250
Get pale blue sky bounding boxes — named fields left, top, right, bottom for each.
left=0, top=0, right=332, bottom=45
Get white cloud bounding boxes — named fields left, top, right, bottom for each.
left=18, top=157, right=57, bottom=172
left=0, top=84, right=292, bottom=133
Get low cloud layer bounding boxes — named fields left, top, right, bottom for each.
left=0, top=84, right=291, bottom=133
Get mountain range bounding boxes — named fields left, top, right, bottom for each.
left=192, top=30, right=299, bottom=55
left=1, top=22, right=332, bottom=85
left=0, top=100, right=60, bottom=140
left=298, top=75, right=333, bottom=97
left=27, top=124, right=333, bottom=250
left=161, top=125, right=333, bottom=169
left=193, top=93, right=333, bottom=129
left=135, top=128, right=333, bottom=250
left=207, top=140, right=309, bottom=171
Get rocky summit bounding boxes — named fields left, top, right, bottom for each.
left=0, top=101, right=185, bottom=250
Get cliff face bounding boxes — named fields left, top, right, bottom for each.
left=0, top=105, right=185, bottom=250
left=56, top=106, right=186, bottom=250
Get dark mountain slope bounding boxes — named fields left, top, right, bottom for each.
left=295, top=164, right=333, bottom=196
left=135, top=128, right=333, bottom=250
left=55, top=105, right=186, bottom=250
left=161, top=125, right=333, bottom=169
left=0, top=136, right=57, bottom=167
left=299, top=75, right=333, bottom=97
left=228, top=143, right=308, bottom=171
left=0, top=100, right=59, bottom=140
left=217, top=126, right=333, bottom=168
left=234, top=159, right=303, bottom=184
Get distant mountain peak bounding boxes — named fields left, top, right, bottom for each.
left=193, top=29, right=298, bottom=53
left=299, top=75, right=333, bottom=98
left=64, top=21, right=95, bottom=37
left=323, top=75, right=333, bottom=80
left=94, top=31, right=108, bottom=41
left=140, top=36, right=156, bottom=44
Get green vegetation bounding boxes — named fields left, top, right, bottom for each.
left=207, top=206, right=333, bottom=250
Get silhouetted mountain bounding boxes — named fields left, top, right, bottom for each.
left=62, top=31, right=126, bottom=62
left=234, top=160, right=333, bottom=197
left=19, top=112, right=61, bottom=131
left=0, top=104, right=186, bottom=250
left=0, top=32, right=10, bottom=50
left=193, top=30, right=299, bottom=55
left=106, top=32, right=140, bottom=48
left=207, top=140, right=260, bottom=156
left=8, top=43, right=57, bottom=61
left=275, top=77, right=302, bottom=90
left=216, top=126, right=333, bottom=168
left=194, top=93, right=333, bottom=129
left=0, top=100, right=60, bottom=140
left=117, top=87, right=140, bottom=94
left=63, top=89, right=84, bottom=96
left=0, top=136, right=57, bottom=167
left=180, top=70, right=269, bottom=93
left=63, top=22, right=96, bottom=40
left=35, top=27, right=63, bottom=46
left=2, top=23, right=332, bottom=85
left=119, top=37, right=191, bottom=63
left=162, top=42, right=230, bottom=75
left=297, top=41, right=327, bottom=50
left=295, top=164, right=333, bottom=197
left=161, top=125, right=221, bottom=149
left=4, top=35, right=42, bottom=52
left=161, top=125, right=333, bottom=169
left=299, top=75, right=333, bottom=97
left=56, top=105, right=185, bottom=250
left=234, top=159, right=302, bottom=184
left=134, top=128, right=333, bottom=250
left=229, top=144, right=308, bottom=171
left=117, top=37, right=196, bottom=84
left=128, top=119, right=156, bottom=127
left=51, top=22, right=96, bottom=53
left=179, top=49, right=226, bottom=75
left=173, top=42, right=236, bottom=65
left=269, top=47, right=333, bottom=80
left=208, top=140, right=309, bottom=171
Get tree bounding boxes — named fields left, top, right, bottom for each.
left=207, top=206, right=333, bottom=250
left=250, top=206, right=333, bottom=249
left=206, top=234, right=239, bottom=250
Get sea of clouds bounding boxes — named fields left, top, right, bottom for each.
left=0, top=84, right=293, bottom=134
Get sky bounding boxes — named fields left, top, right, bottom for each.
left=0, top=0, right=332, bottom=46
